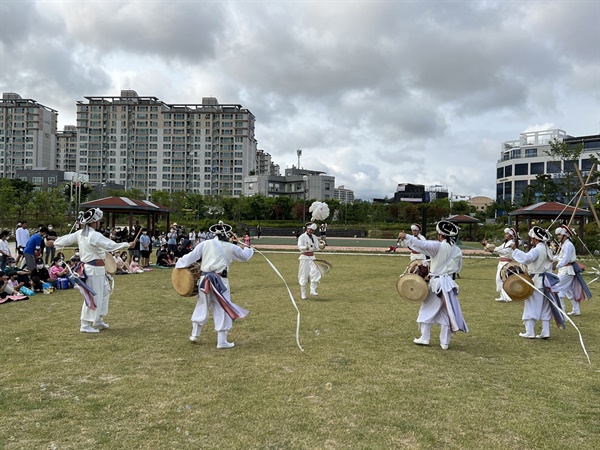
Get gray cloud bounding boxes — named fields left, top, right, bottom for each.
left=1, top=0, right=598, bottom=199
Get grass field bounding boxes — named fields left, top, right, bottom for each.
left=1, top=251, right=599, bottom=449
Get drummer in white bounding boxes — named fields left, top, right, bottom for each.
left=483, top=227, right=519, bottom=302
left=510, top=226, right=564, bottom=339
left=176, top=221, right=254, bottom=349
left=553, top=225, right=591, bottom=316
left=398, top=220, right=468, bottom=350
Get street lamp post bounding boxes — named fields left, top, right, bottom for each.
left=302, top=175, right=308, bottom=224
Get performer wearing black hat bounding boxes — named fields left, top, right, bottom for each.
left=54, top=208, right=134, bottom=333
left=175, top=221, right=254, bottom=349
left=398, top=220, right=468, bottom=350
left=510, top=226, right=565, bottom=339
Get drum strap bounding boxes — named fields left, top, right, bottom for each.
left=84, top=259, right=105, bottom=267
left=202, top=270, right=227, bottom=279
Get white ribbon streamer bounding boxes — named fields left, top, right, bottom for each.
left=516, top=273, right=591, bottom=365
left=251, top=247, right=304, bottom=352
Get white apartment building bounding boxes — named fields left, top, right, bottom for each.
left=496, top=129, right=600, bottom=204
left=57, top=125, right=78, bottom=172
left=0, top=92, right=58, bottom=178
left=334, top=185, right=354, bottom=204
left=243, top=167, right=335, bottom=201
left=75, top=90, right=257, bottom=196
left=255, top=149, right=280, bottom=176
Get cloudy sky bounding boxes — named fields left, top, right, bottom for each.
left=1, top=0, right=599, bottom=200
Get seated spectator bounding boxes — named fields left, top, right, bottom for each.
left=0, top=271, right=29, bottom=301
left=173, top=244, right=186, bottom=260
left=0, top=230, right=12, bottom=272
left=49, top=256, right=69, bottom=287
left=128, top=256, right=145, bottom=274
left=115, top=251, right=131, bottom=274
left=4, top=257, right=31, bottom=291
left=156, top=250, right=175, bottom=267
left=30, top=258, right=51, bottom=292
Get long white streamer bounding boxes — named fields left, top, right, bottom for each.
left=251, top=247, right=304, bottom=352
left=516, top=273, right=591, bottom=365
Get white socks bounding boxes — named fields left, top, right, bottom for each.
left=419, top=323, right=431, bottom=342
left=191, top=322, right=202, bottom=338
left=217, top=331, right=234, bottom=349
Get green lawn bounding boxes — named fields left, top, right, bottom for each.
left=1, top=252, right=599, bottom=449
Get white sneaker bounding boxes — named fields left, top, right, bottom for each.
left=301, top=293, right=307, bottom=300
left=413, top=338, right=430, bottom=346
left=217, top=342, right=235, bottom=349
left=567, top=311, right=580, bottom=316
left=535, top=333, right=550, bottom=339
left=440, top=344, right=449, bottom=350
left=93, top=321, right=109, bottom=330
left=189, top=336, right=199, bottom=343
left=310, top=290, right=318, bottom=296
left=519, top=332, right=535, bottom=339
left=80, top=325, right=99, bottom=334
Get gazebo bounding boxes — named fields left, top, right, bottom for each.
left=446, top=214, right=481, bottom=240
left=80, top=197, right=174, bottom=233
left=508, top=202, right=592, bottom=250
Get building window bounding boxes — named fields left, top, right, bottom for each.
left=582, top=158, right=593, bottom=171
left=497, top=167, right=504, bottom=179
left=514, top=180, right=528, bottom=199
left=530, top=162, right=544, bottom=175
left=515, top=163, right=528, bottom=176
left=504, top=165, right=512, bottom=177
left=565, top=159, right=578, bottom=172
left=524, top=148, right=537, bottom=158
left=547, top=161, right=561, bottom=173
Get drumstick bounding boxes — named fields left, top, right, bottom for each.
left=133, top=227, right=144, bottom=243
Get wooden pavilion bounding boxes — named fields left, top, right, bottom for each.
left=446, top=214, right=481, bottom=240
left=80, top=197, right=174, bottom=233
left=508, top=202, right=592, bottom=250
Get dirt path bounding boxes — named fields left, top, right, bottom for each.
left=252, top=243, right=489, bottom=256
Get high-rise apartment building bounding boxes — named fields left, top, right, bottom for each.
left=256, top=149, right=281, bottom=176
left=0, top=92, right=58, bottom=178
left=334, top=185, right=355, bottom=204
left=57, top=125, right=78, bottom=172
left=75, top=90, right=257, bottom=196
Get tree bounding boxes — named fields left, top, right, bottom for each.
left=519, top=185, right=536, bottom=207
left=401, top=203, right=420, bottom=224
left=545, top=137, right=584, bottom=203
left=451, top=200, right=474, bottom=215
left=29, top=188, right=70, bottom=222
left=150, top=190, right=171, bottom=207
left=106, top=188, right=145, bottom=200
left=426, top=198, right=451, bottom=222
left=0, top=179, right=17, bottom=228
left=530, top=174, right=559, bottom=202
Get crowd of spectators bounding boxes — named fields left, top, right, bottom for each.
left=1, top=220, right=239, bottom=301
